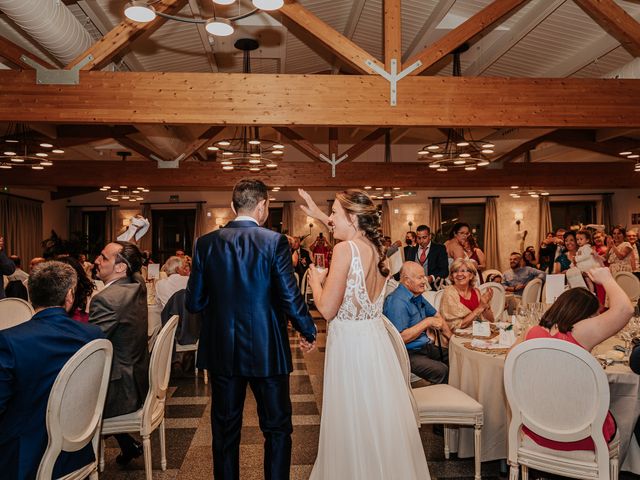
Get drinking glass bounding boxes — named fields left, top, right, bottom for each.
left=314, top=254, right=326, bottom=270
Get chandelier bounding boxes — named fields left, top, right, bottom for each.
left=100, top=185, right=150, bottom=203
left=0, top=123, right=63, bottom=170
left=363, top=186, right=415, bottom=200
left=618, top=149, right=640, bottom=173
left=124, top=0, right=283, bottom=37
left=509, top=186, right=549, bottom=199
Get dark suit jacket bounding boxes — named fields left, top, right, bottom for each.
left=161, top=289, right=201, bottom=346
left=0, top=251, right=16, bottom=300
left=405, top=243, right=449, bottom=281
left=186, top=220, right=316, bottom=377
left=89, top=274, right=149, bottom=418
left=0, top=307, right=104, bottom=479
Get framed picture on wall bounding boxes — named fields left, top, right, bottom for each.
left=632, top=213, right=640, bottom=225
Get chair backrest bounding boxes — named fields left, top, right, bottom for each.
left=504, top=338, right=611, bottom=475
left=381, top=315, right=420, bottom=427
left=422, top=289, right=444, bottom=311
left=0, top=297, right=35, bottom=330
left=482, top=269, right=502, bottom=283
left=385, top=277, right=399, bottom=298
left=478, top=282, right=505, bottom=319
left=142, top=315, right=178, bottom=428
left=521, top=278, right=543, bottom=305
left=36, top=339, right=113, bottom=480
left=614, top=271, right=640, bottom=302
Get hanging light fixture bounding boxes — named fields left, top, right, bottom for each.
left=0, top=123, right=63, bottom=170
left=101, top=186, right=150, bottom=203
left=364, top=133, right=414, bottom=199
left=508, top=186, right=550, bottom=199
left=619, top=149, right=640, bottom=172
left=124, top=0, right=282, bottom=36
left=417, top=45, right=496, bottom=171
left=217, top=39, right=284, bottom=172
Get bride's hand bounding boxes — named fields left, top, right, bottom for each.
left=308, top=264, right=328, bottom=286
left=298, top=189, right=325, bottom=220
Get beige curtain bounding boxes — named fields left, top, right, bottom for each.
left=538, top=197, right=553, bottom=247
left=0, top=193, right=43, bottom=263
left=381, top=200, right=392, bottom=237
left=194, top=203, right=208, bottom=240
left=105, top=205, right=120, bottom=242
left=430, top=198, right=442, bottom=236
left=483, top=197, right=499, bottom=270
left=282, top=202, right=294, bottom=235
left=138, top=204, right=152, bottom=253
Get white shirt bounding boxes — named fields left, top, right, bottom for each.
left=155, top=273, right=189, bottom=307
left=235, top=215, right=259, bottom=225
left=6, top=268, right=28, bottom=283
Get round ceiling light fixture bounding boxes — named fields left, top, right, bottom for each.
left=124, top=1, right=156, bottom=22
left=205, top=17, right=234, bottom=36
left=252, top=0, right=284, bottom=10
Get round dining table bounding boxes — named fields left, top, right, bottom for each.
left=447, top=333, right=640, bottom=474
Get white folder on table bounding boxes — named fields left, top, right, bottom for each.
left=545, top=274, right=565, bottom=304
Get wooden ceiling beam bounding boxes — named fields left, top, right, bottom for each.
left=4, top=160, right=638, bottom=189
left=574, top=0, right=640, bottom=57
left=341, top=128, right=390, bottom=163
left=0, top=35, right=56, bottom=70
left=402, top=0, right=456, bottom=63
left=65, top=0, right=189, bottom=71
left=3, top=72, right=640, bottom=127
left=115, top=136, right=167, bottom=162
left=177, top=126, right=226, bottom=162
left=273, top=127, right=325, bottom=161
left=403, top=0, right=530, bottom=75
left=494, top=131, right=557, bottom=164
left=328, top=128, right=339, bottom=158
left=276, top=0, right=384, bottom=75
left=330, top=0, right=367, bottom=74
left=384, top=0, right=402, bottom=71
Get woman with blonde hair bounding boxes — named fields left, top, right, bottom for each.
left=440, top=258, right=494, bottom=330
left=299, top=188, right=430, bottom=480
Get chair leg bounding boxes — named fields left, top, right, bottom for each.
left=444, top=426, right=450, bottom=459
left=204, top=369, right=208, bottom=384
left=474, top=424, right=482, bottom=480
left=610, top=457, right=619, bottom=480
left=509, top=464, right=519, bottom=480
left=89, top=468, right=98, bottom=480
left=99, top=437, right=105, bottom=472
left=142, top=434, right=152, bottom=480
left=160, top=419, right=167, bottom=471
left=522, top=464, right=529, bottom=480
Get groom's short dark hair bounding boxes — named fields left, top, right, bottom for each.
left=232, top=179, right=268, bottom=213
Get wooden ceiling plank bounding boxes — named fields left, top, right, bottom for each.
left=403, top=0, right=531, bottom=75
left=341, top=128, right=390, bottom=163
left=574, top=0, right=640, bottom=57
left=4, top=72, right=640, bottom=127
left=5, top=160, right=638, bottom=190
left=494, top=131, right=556, bottom=164
left=384, top=0, right=402, bottom=71
left=276, top=0, right=384, bottom=75
left=596, top=128, right=640, bottom=142
left=65, top=0, right=189, bottom=71
left=463, top=0, right=566, bottom=76
left=0, top=35, right=55, bottom=70
left=330, top=0, right=367, bottom=74
left=402, top=0, right=456, bottom=63
left=273, top=127, right=326, bottom=161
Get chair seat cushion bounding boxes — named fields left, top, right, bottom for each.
left=101, top=408, right=143, bottom=434
left=413, top=384, right=483, bottom=416
left=520, top=430, right=620, bottom=462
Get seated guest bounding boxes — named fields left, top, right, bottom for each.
left=90, top=241, right=149, bottom=465
left=626, top=229, right=640, bottom=281
left=0, top=236, right=16, bottom=299
left=553, top=230, right=578, bottom=274
left=517, top=267, right=632, bottom=451
left=405, top=225, right=449, bottom=289
left=29, top=256, right=45, bottom=272
left=56, top=256, right=96, bottom=322
left=155, top=255, right=190, bottom=307
left=383, top=262, right=449, bottom=384
left=502, top=252, right=545, bottom=295
left=593, top=230, right=609, bottom=263
left=5, top=255, right=28, bottom=300
left=0, top=261, right=104, bottom=478
left=607, top=225, right=635, bottom=274
left=440, top=259, right=494, bottom=330
left=522, top=247, right=537, bottom=269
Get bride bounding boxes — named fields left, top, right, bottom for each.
left=299, top=188, right=430, bottom=480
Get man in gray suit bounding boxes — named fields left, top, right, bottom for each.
left=90, top=240, right=149, bottom=465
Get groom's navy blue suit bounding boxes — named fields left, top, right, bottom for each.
left=186, top=219, right=316, bottom=480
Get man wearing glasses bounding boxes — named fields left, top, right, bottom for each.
left=90, top=241, right=149, bottom=466
left=405, top=225, right=449, bottom=289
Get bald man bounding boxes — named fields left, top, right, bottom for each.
left=383, top=261, right=449, bottom=384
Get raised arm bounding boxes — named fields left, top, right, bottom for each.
left=298, top=189, right=331, bottom=229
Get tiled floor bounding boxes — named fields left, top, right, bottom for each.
left=100, top=313, right=640, bottom=480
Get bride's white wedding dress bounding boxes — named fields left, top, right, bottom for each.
left=310, top=241, right=430, bottom=480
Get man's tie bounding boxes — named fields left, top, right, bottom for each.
left=419, top=248, right=427, bottom=265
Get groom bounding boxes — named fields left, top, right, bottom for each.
left=186, top=179, right=317, bottom=480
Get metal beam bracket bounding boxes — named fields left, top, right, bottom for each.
left=319, top=153, right=348, bottom=178
left=21, top=55, right=94, bottom=85
left=365, top=58, right=422, bottom=106
left=155, top=153, right=183, bottom=169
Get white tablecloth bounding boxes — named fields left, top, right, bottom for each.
left=448, top=335, right=640, bottom=473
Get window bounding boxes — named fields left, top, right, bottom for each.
left=82, top=211, right=106, bottom=258
left=550, top=201, right=596, bottom=231
left=439, top=203, right=485, bottom=249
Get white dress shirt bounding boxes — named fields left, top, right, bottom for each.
left=155, top=273, right=189, bottom=307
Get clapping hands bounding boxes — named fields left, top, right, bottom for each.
left=480, top=288, right=493, bottom=310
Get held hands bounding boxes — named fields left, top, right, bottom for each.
left=299, top=336, right=317, bottom=354
left=298, top=189, right=324, bottom=221
left=587, top=267, right=614, bottom=285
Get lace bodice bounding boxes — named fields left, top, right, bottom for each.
left=333, top=241, right=387, bottom=322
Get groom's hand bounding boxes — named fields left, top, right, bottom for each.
left=299, top=337, right=317, bottom=354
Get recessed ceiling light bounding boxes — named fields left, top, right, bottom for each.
left=0, top=165, right=11, bottom=169
left=213, top=0, right=236, bottom=4
left=437, top=167, right=448, bottom=172
left=272, top=150, right=283, bottom=155
left=464, top=166, right=476, bottom=171
left=248, top=139, right=261, bottom=145
left=40, top=160, right=53, bottom=166
left=454, top=160, right=465, bottom=165
left=221, top=160, right=233, bottom=165
left=11, top=157, right=24, bottom=163
left=459, top=153, right=471, bottom=158
left=481, top=149, right=494, bottom=154
left=266, top=163, right=278, bottom=168
left=432, top=154, right=443, bottom=159
left=364, top=186, right=372, bottom=190
left=418, top=150, right=429, bottom=155
left=35, top=153, right=48, bottom=157
left=456, top=141, right=469, bottom=147
left=223, top=165, right=234, bottom=170
left=510, top=185, right=519, bottom=189
left=31, top=165, right=44, bottom=170
left=3, top=151, right=16, bottom=156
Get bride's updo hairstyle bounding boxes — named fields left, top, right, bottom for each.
left=335, top=189, right=390, bottom=277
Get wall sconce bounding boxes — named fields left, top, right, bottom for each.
left=122, top=218, right=130, bottom=227
left=407, top=214, right=415, bottom=231
left=514, top=211, right=524, bottom=231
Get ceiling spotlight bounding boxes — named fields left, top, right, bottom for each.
left=418, top=150, right=429, bottom=156
left=464, top=166, right=477, bottom=171
left=456, top=141, right=469, bottom=147
left=459, top=153, right=471, bottom=158
left=3, top=151, right=15, bottom=156
left=223, top=166, right=234, bottom=171
left=432, top=153, right=443, bottom=159
left=628, top=154, right=639, bottom=159
left=221, top=160, right=233, bottom=166
left=266, top=163, right=278, bottom=168
left=11, top=157, right=24, bottom=163
left=481, top=149, right=494, bottom=154
left=364, top=186, right=372, bottom=190
left=218, top=141, right=231, bottom=147
left=35, top=153, right=48, bottom=157
left=249, top=167, right=260, bottom=172
left=453, top=160, right=465, bottom=165
left=124, top=1, right=156, bottom=22
left=272, top=150, right=283, bottom=155
left=252, top=0, right=284, bottom=10
left=249, top=159, right=261, bottom=164
left=0, top=165, right=11, bottom=169
left=205, top=17, right=234, bottom=36
left=510, top=185, right=519, bottom=189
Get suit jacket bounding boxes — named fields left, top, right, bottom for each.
left=405, top=243, right=449, bottom=281
left=0, top=307, right=104, bottom=479
left=186, top=220, right=316, bottom=377
left=0, top=251, right=16, bottom=300
left=89, top=274, right=149, bottom=418
left=161, top=289, right=201, bottom=346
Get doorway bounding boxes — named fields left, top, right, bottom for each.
left=152, top=209, right=196, bottom=265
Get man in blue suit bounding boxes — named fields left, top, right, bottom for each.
left=187, top=179, right=316, bottom=480
left=0, top=261, right=104, bottom=479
